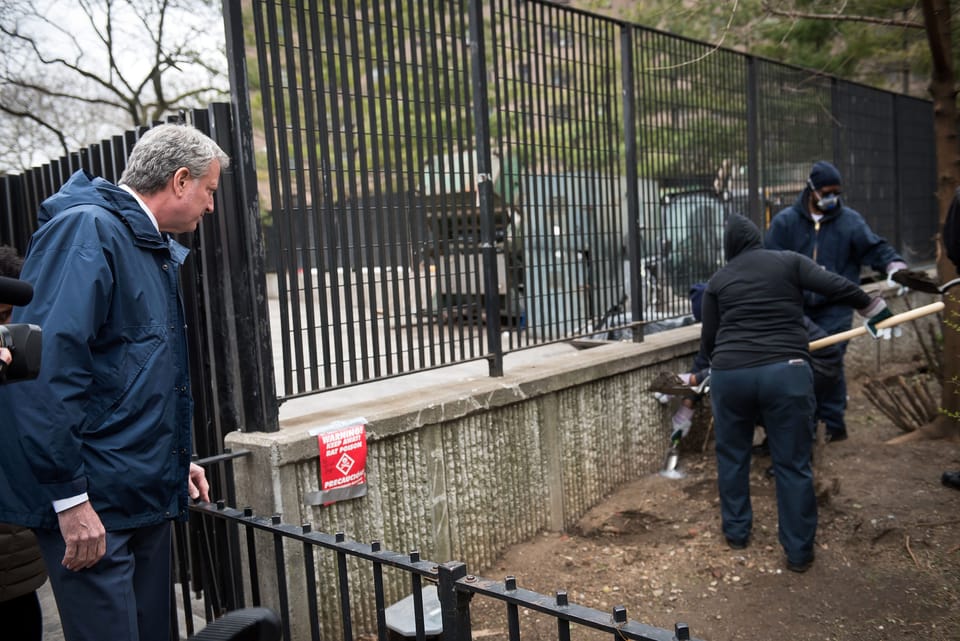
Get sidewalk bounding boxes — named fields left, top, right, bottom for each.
left=39, top=581, right=62, bottom=641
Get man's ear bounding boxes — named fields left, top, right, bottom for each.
left=173, top=167, right=191, bottom=196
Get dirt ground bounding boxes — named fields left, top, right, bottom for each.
left=471, top=362, right=960, bottom=641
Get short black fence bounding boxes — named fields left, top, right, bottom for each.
left=175, top=453, right=697, bottom=641
left=178, top=500, right=697, bottom=641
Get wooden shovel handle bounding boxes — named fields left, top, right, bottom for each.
left=808, top=301, right=944, bottom=351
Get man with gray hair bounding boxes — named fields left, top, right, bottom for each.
left=0, top=123, right=228, bottom=641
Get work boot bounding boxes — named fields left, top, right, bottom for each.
left=786, top=555, right=814, bottom=573
left=726, top=537, right=748, bottom=550
left=824, top=430, right=848, bottom=443
left=941, top=471, right=960, bottom=490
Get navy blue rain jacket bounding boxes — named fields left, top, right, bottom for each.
left=765, top=190, right=902, bottom=331
left=0, top=170, right=194, bottom=530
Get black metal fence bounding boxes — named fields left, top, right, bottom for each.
left=245, top=0, right=938, bottom=399
left=0, top=1, right=939, bottom=412
left=178, top=456, right=698, bottom=641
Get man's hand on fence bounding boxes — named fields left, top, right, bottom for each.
left=189, top=462, right=210, bottom=502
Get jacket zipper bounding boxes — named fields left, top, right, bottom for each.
left=812, top=219, right=820, bottom=262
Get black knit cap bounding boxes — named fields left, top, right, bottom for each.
left=809, top=161, right=842, bottom=190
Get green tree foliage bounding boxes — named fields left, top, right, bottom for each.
left=576, top=0, right=958, bottom=100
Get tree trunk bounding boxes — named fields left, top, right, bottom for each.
left=921, top=0, right=960, bottom=434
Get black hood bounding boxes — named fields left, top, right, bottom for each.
left=723, top=213, right=762, bottom=261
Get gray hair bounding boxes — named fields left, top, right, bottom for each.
left=120, top=123, right=230, bottom=194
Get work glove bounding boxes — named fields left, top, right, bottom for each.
left=886, top=261, right=908, bottom=295
left=862, top=297, right=894, bottom=339
left=691, top=372, right=710, bottom=395
left=670, top=405, right=694, bottom=441
left=885, top=261, right=907, bottom=287
left=653, top=391, right=672, bottom=405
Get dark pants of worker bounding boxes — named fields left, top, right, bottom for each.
left=808, top=306, right=852, bottom=438
left=813, top=369, right=843, bottom=437
left=34, top=521, right=172, bottom=641
left=711, top=360, right=817, bottom=565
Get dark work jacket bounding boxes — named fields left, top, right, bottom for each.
left=701, top=214, right=873, bottom=371
left=765, top=189, right=902, bottom=323
left=0, top=170, right=194, bottom=530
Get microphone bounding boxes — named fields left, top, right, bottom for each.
left=0, top=276, right=34, bottom=307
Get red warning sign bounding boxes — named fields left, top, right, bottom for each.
left=306, top=418, right=368, bottom=506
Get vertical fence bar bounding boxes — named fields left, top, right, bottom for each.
left=197, top=514, right=220, bottom=622
left=409, top=552, right=426, bottom=641
left=272, top=516, right=292, bottom=641
left=745, top=57, right=761, bottom=226
left=335, top=533, right=354, bottom=641
left=468, top=0, right=503, bottom=376
left=504, top=576, right=520, bottom=641
left=243, top=509, right=262, bottom=607
left=173, top=519, right=196, bottom=638
left=621, top=24, right=642, bottom=338
left=612, top=606, right=627, bottom=641
left=437, top=561, right=471, bottom=641
left=301, top=525, right=322, bottom=641
left=371, top=542, right=389, bottom=641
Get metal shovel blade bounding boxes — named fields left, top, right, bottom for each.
left=891, top=269, right=960, bottom=295
left=659, top=441, right=685, bottom=479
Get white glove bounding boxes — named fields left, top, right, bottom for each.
left=886, top=262, right=908, bottom=293
left=653, top=391, right=672, bottom=405
left=678, top=372, right=693, bottom=386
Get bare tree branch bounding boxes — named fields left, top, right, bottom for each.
left=0, top=0, right=227, bottom=170
left=761, top=2, right=925, bottom=29
left=0, top=103, right=70, bottom=157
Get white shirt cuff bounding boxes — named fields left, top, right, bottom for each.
left=52, top=493, right=89, bottom=513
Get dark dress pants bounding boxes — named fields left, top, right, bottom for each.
left=711, top=360, right=817, bottom=565
left=34, top=520, right=172, bottom=641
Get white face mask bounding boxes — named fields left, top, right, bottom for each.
left=808, top=179, right=841, bottom=212
left=815, top=192, right=840, bottom=212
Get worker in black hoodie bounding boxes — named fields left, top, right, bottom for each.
left=700, top=213, right=892, bottom=573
